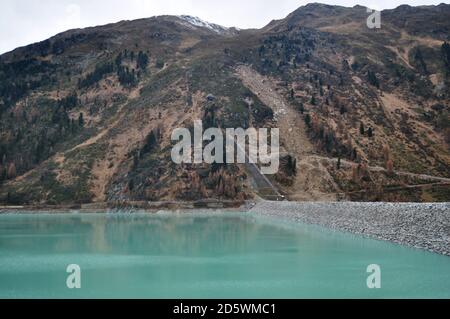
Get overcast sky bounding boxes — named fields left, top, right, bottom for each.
left=1, top=0, right=448, bottom=54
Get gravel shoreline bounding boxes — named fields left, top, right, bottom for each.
left=250, top=201, right=450, bottom=256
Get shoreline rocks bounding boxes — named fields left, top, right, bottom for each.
left=250, top=201, right=450, bottom=256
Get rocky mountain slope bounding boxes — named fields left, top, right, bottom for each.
left=0, top=3, right=449, bottom=205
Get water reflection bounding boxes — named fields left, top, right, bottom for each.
left=0, top=213, right=278, bottom=257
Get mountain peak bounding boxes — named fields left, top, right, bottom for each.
left=177, top=15, right=235, bottom=35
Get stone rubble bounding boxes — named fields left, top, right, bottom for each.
left=250, top=201, right=450, bottom=256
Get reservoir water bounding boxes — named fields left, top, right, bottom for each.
left=0, top=212, right=449, bottom=298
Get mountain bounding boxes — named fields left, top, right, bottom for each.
left=0, top=3, right=449, bottom=206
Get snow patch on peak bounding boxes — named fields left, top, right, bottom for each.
left=178, top=15, right=230, bottom=34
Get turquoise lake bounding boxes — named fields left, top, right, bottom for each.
left=0, top=213, right=449, bottom=299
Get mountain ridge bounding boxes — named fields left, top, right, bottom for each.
left=4, top=3, right=450, bottom=58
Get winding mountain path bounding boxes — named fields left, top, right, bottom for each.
left=235, top=65, right=450, bottom=200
